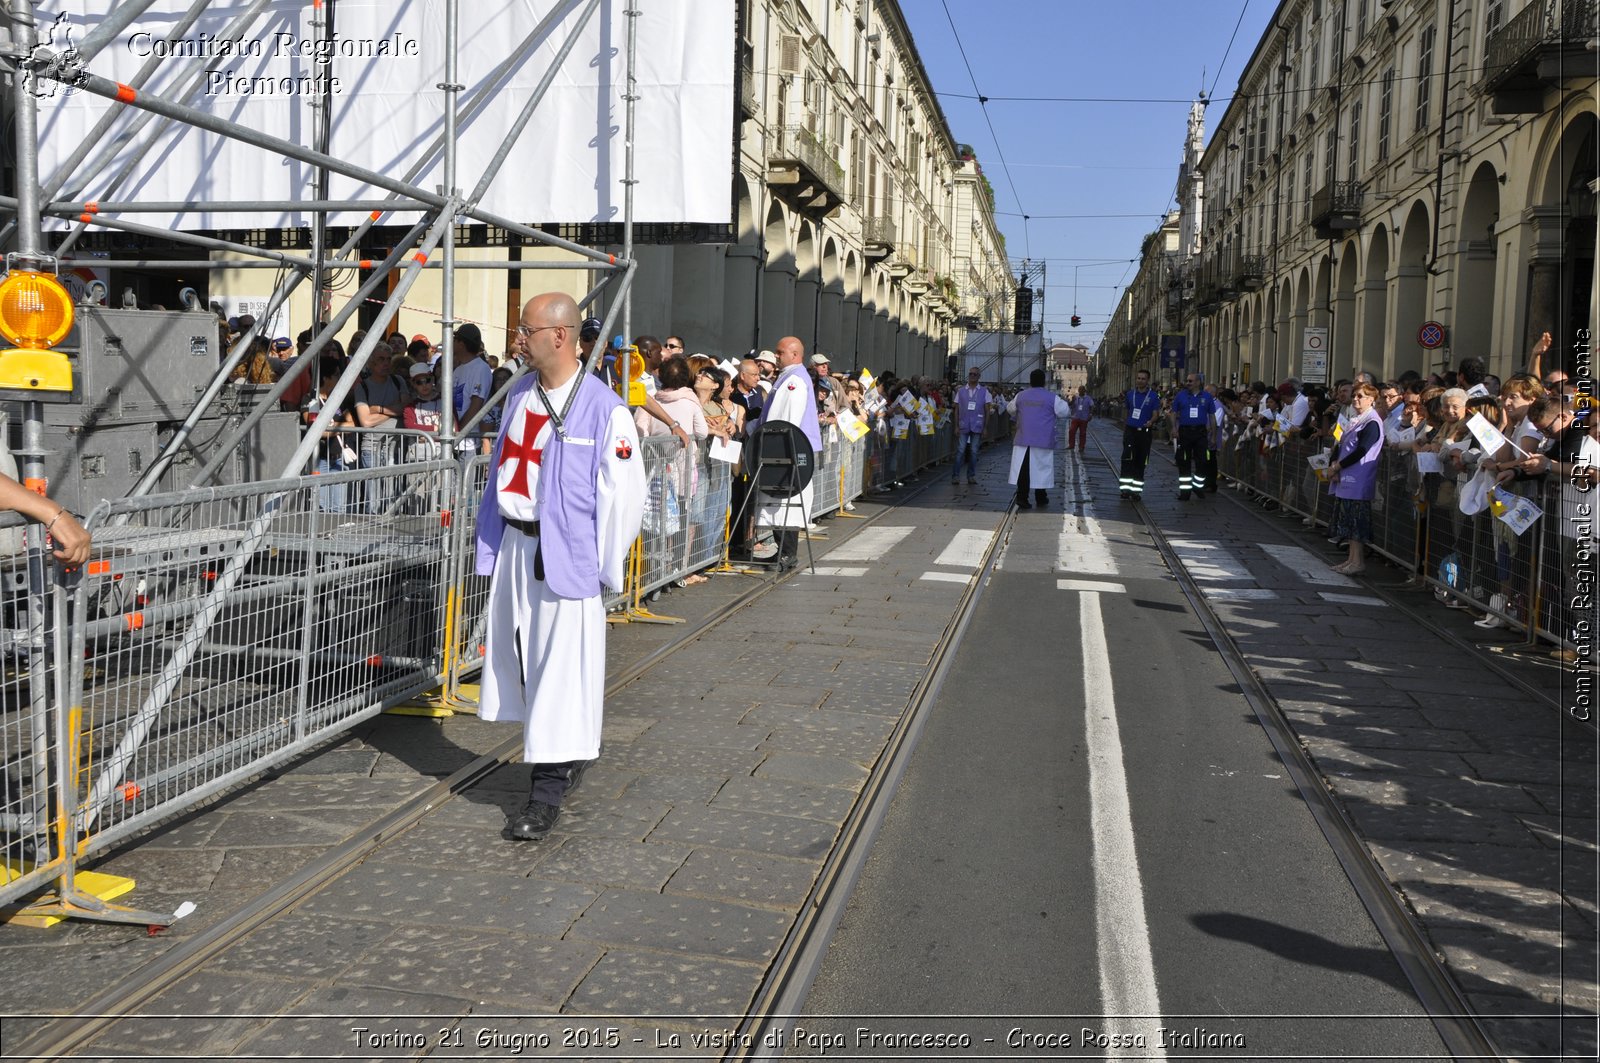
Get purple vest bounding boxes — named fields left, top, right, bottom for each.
left=956, top=386, right=989, bottom=433
left=1013, top=388, right=1059, bottom=449
left=1331, top=413, right=1384, bottom=501
left=475, top=372, right=624, bottom=599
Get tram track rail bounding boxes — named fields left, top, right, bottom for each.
left=735, top=499, right=1018, bottom=1060
left=13, top=470, right=958, bottom=1063
left=1087, top=430, right=1505, bottom=1061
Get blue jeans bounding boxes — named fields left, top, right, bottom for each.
left=315, top=455, right=349, bottom=514
left=953, top=430, right=982, bottom=480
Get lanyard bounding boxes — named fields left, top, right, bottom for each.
left=531, top=377, right=567, bottom=440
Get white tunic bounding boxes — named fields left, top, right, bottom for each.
left=755, top=368, right=817, bottom=530
left=479, top=375, right=646, bottom=764
left=1006, top=393, right=1073, bottom=487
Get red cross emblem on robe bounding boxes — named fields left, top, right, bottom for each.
left=498, top=407, right=550, bottom=499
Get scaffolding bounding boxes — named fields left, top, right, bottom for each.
left=0, top=0, right=670, bottom=924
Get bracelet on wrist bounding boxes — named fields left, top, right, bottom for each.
left=44, top=508, right=64, bottom=533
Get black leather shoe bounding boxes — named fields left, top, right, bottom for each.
left=1016, top=500, right=1032, bottom=510
left=508, top=798, right=560, bottom=840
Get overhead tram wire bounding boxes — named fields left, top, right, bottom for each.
left=1209, top=0, right=1253, bottom=99
left=939, top=0, right=1029, bottom=260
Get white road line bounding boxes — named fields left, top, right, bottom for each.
left=1166, top=539, right=1255, bottom=583
left=803, top=566, right=868, bottom=578
left=1319, top=591, right=1389, bottom=607
left=1058, top=579, right=1125, bottom=594
left=935, top=528, right=993, bottom=569
left=1079, top=590, right=1168, bottom=1057
left=920, top=571, right=971, bottom=584
left=1059, top=513, right=1119, bottom=576
left=1258, top=543, right=1357, bottom=587
left=827, top=525, right=914, bottom=562
left=1203, top=587, right=1279, bottom=600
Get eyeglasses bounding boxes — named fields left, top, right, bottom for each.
left=412, top=376, right=436, bottom=386
left=664, top=342, right=684, bottom=351
left=515, top=324, right=564, bottom=338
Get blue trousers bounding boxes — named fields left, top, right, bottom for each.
left=953, top=431, right=982, bottom=480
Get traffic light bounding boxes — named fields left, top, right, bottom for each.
left=1071, top=314, right=1081, bottom=328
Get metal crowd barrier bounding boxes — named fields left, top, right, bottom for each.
left=1215, top=429, right=1591, bottom=656
left=0, top=415, right=958, bottom=920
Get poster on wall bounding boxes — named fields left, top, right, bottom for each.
left=34, top=0, right=735, bottom=229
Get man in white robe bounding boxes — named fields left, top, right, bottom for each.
left=476, top=293, right=646, bottom=840
left=750, top=336, right=823, bottom=571
left=1006, top=368, right=1073, bottom=510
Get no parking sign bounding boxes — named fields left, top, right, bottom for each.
left=1418, top=321, right=1446, bottom=350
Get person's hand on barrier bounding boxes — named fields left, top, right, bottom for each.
left=47, top=509, right=91, bottom=567
left=671, top=424, right=690, bottom=450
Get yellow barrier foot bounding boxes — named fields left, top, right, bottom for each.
left=625, top=606, right=685, bottom=625
left=0, top=864, right=165, bottom=928
left=386, top=682, right=480, bottom=717
left=835, top=510, right=869, bottom=520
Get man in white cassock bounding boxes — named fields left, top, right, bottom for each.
left=475, top=292, right=646, bottom=840
left=750, top=336, right=823, bottom=571
left=1006, top=368, right=1073, bottom=510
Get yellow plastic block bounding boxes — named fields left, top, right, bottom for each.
left=0, top=863, right=136, bottom=929
left=0, top=348, right=73, bottom=393
left=386, top=683, right=481, bottom=717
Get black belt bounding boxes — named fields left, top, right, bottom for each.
left=505, top=517, right=540, bottom=537
left=1125, top=423, right=1153, bottom=431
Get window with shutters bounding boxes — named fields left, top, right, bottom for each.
left=1348, top=99, right=1362, bottom=182
left=1377, top=67, right=1393, bottom=160
left=1305, top=151, right=1317, bottom=222
left=1355, top=0, right=1367, bottom=40
left=1324, top=126, right=1338, bottom=191
left=1330, top=1, right=1345, bottom=72
left=1414, top=23, right=1434, bottom=134
left=1483, top=0, right=1504, bottom=57
left=1309, top=30, right=1320, bottom=92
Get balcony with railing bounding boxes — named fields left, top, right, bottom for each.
left=739, top=67, right=759, bottom=118
left=1233, top=254, right=1266, bottom=292
left=1311, top=182, right=1363, bottom=240
left=768, top=125, right=847, bottom=217
left=1481, top=0, right=1597, bottom=113
left=862, top=216, right=896, bottom=257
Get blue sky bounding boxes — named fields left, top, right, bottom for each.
left=900, top=0, right=1277, bottom=349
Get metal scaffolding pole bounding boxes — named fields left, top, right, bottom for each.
left=51, top=0, right=282, bottom=259
left=186, top=217, right=434, bottom=489
left=621, top=1, right=640, bottom=343
left=437, top=0, right=462, bottom=444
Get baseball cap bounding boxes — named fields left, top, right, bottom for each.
left=809, top=353, right=830, bottom=366
left=271, top=336, right=292, bottom=351
left=411, top=333, right=430, bottom=343
left=755, top=350, right=777, bottom=366
left=409, top=362, right=435, bottom=379
left=580, top=317, right=603, bottom=340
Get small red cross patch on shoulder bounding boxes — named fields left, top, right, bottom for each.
left=786, top=382, right=796, bottom=390
left=615, top=437, right=633, bottom=460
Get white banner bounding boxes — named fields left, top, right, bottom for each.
left=36, top=0, right=734, bottom=229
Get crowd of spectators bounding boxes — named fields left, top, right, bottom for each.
left=1096, top=331, right=1592, bottom=658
